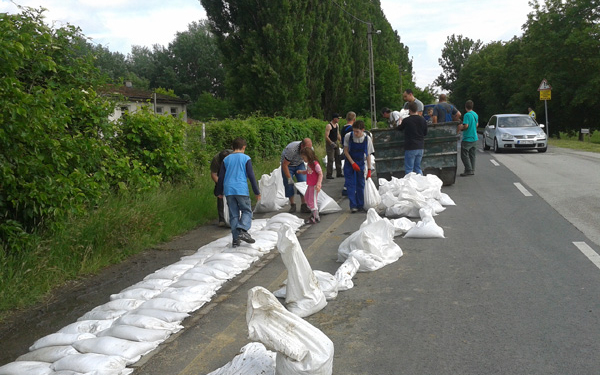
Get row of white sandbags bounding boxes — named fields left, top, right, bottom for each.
left=0, top=214, right=306, bottom=375
left=210, top=206, right=417, bottom=375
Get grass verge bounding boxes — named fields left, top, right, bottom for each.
left=549, top=131, right=600, bottom=153
left=0, top=155, right=283, bottom=321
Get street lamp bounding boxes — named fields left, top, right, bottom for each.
left=367, top=23, right=381, bottom=128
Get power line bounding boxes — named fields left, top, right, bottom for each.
left=331, top=0, right=371, bottom=25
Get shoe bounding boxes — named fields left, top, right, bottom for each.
left=232, top=239, right=241, bottom=248
left=304, top=217, right=315, bottom=224
left=300, top=203, right=311, bottom=213
left=351, top=207, right=358, bottom=213
left=337, top=174, right=344, bottom=178
left=289, top=203, right=297, bottom=213
left=238, top=231, right=255, bottom=244
left=459, top=172, right=474, bottom=177
left=342, top=188, right=348, bottom=196
left=218, top=221, right=226, bottom=227
left=326, top=175, right=334, bottom=179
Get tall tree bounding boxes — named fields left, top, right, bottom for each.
left=435, top=34, right=482, bottom=94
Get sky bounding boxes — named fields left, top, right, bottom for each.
left=1, top=0, right=534, bottom=90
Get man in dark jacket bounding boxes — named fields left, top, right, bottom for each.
left=398, top=101, right=428, bottom=175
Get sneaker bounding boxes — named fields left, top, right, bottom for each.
left=300, top=203, right=311, bottom=213
left=218, top=221, right=226, bottom=227
left=289, top=203, right=297, bottom=213
left=351, top=207, right=358, bottom=213
left=232, top=239, right=241, bottom=248
left=304, top=217, right=315, bottom=224
left=337, top=174, right=344, bottom=178
left=459, top=172, right=474, bottom=177
left=238, top=231, right=255, bottom=244
left=326, top=175, right=334, bottom=179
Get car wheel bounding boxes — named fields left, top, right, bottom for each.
left=494, top=138, right=502, bottom=153
left=483, top=135, right=490, bottom=150
left=538, top=147, right=547, bottom=153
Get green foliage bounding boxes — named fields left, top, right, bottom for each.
left=434, top=34, right=483, bottom=94
left=116, top=107, right=192, bottom=185
left=188, top=92, right=234, bottom=120
left=450, top=0, right=600, bottom=133
left=154, top=87, right=178, bottom=98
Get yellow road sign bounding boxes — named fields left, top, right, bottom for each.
left=540, top=90, right=551, bottom=100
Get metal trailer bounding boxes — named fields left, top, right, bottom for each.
left=371, top=121, right=459, bottom=186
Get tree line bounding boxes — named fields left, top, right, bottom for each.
left=83, top=0, right=434, bottom=121
left=437, top=0, right=599, bottom=135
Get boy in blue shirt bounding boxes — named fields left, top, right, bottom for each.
left=216, top=138, right=261, bottom=247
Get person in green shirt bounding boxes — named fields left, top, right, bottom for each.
left=458, top=100, right=479, bottom=176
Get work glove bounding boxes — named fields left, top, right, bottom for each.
left=352, top=163, right=360, bottom=172
left=367, top=170, right=372, bottom=178
left=287, top=177, right=294, bottom=185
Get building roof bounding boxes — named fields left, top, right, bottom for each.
left=102, top=84, right=189, bottom=105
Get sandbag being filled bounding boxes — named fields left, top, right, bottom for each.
left=246, top=287, right=334, bottom=375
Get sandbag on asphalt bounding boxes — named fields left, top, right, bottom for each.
left=404, top=207, right=445, bottom=239
left=0, top=361, right=52, bottom=375
left=293, top=182, right=342, bottom=214
left=334, top=255, right=360, bottom=291
left=246, top=287, right=334, bottom=375
left=273, top=270, right=338, bottom=301
left=206, top=342, right=276, bottom=375
left=337, top=218, right=403, bottom=267
left=254, top=167, right=288, bottom=213
left=363, top=177, right=382, bottom=211
left=277, top=224, right=327, bottom=317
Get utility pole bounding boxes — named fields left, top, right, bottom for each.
left=367, top=23, right=377, bottom=129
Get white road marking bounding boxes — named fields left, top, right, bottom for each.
left=573, top=242, right=600, bottom=270
left=514, top=182, right=533, bottom=196
left=490, top=159, right=500, bottom=166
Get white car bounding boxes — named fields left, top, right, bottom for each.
left=483, top=114, right=547, bottom=153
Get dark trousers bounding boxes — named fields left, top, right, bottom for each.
left=326, top=143, right=343, bottom=177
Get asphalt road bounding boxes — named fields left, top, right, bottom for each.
left=133, top=144, right=600, bottom=375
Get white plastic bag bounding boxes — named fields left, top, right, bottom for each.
left=337, top=219, right=402, bottom=266
left=404, top=207, right=445, bottom=238
left=254, top=168, right=288, bottom=213
left=246, top=287, right=334, bottom=375
left=277, top=224, right=327, bottom=317
left=334, top=256, right=360, bottom=291
left=207, top=342, right=275, bottom=375
left=363, top=177, right=381, bottom=210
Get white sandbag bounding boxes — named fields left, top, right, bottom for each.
left=181, top=265, right=230, bottom=280
left=223, top=245, right=265, bottom=258
left=359, top=208, right=383, bottom=229
left=337, top=219, right=402, bottom=266
left=254, top=168, right=288, bottom=213
left=30, top=333, right=96, bottom=351
left=246, top=287, right=334, bottom=375
left=313, top=270, right=338, bottom=300
left=334, top=256, right=360, bottom=291
left=363, top=177, right=381, bottom=210
left=157, top=285, right=216, bottom=304
left=0, top=361, right=52, bottom=375
left=439, top=192, right=456, bottom=206
left=143, top=268, right=186, bottom=281
left=389, top=217, right=416, bottom=236
left=349, top=250, right=386, bottom=272
left=98, top=324, right=171, bottom=343
left=404, top=207, right=445, bottom=239
left=16, top=345, right=78, bottom=363
left=274, top=271, right=338, bottom=301
left=120, top=278, right=174, bottom=292
left=114, top=314, right=183, bottom=331
left=128, top=308, right=189, bottom=323
left=277, top=224, right=327, bottom=317
left=72, top=336, right=158, bottom=364
left=91, top=299, right=144, bottom=313
left=110, top=288, right=162, bottom=301
left=264, top=213, right=305, bottom=232
left=426, top=198, right=446, bottom=214
left=177, top=269, right=223, bottom=283
left=52, top=353, right=127, bottom=374
left=207, top=342, right=276, bottom=375
left=77, top=309, right=128, bottom=322
left=138, top=298, right=193, bottom=313
left=170, top=277, right=220, bottom=288
left=58, top=320, right=113, bottom=335
left=385, top=201, right=420, bottom=218
left=293, top=182, right=342, bottom=214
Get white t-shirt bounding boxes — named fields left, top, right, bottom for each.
left=344, top=132, right=375, bottom=155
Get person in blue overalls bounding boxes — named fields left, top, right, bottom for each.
left=342, top=120, right=374, bottom=213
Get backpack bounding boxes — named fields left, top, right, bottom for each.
left=341, top=124, right=353, bottom=147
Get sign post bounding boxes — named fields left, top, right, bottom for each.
left=538, top=79, right=552, bottom=136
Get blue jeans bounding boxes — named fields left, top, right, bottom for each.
left=404, top=149, right=424, bottom=175
left=226, top=195, right=253, bottom=241
left=282, top=164, right=307, bottom=198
